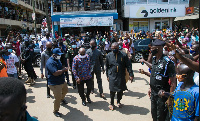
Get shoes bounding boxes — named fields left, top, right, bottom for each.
left=25, top=77, right=31, bottom=83
left=54, top=111, right=62, bottom=117
left=82, top=100, right=86, bottom=106
left=117, top=103, right=122, bottom=108
left=67, top=82, right=71, bottom=86
left=29, top=79, right=35, bottom=87
left=73, top=86, right=76, bottom=89
left=47, top=95, right=50, bottom=98
left=100, top=93, right=105, bottom=98
left=87, top=98, right=92, bottom=103
left=61, top=99, right=68, bottom=105
left=18, top=76, right=22, bottom=80
left=91, top=90, right=94, bottom=94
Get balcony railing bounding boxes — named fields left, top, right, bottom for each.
left=57, top=0, right=116, bottom=12
left=125, top=0, right=189, bottom=5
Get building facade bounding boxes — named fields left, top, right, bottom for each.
left=51, top=0, right=118, bottom=37
left=121, top=0, right=189, bottom=33
left=0, top=0, right=45, bottom=37
left=174, top=0, right=199, bottom=30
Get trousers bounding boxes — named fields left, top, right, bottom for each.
left=110, top=91, right=123, bottom=105
left=46, top=78, right=50, bottom=96
left=49, top=82, right=68, bottom=112
left=65, top=71, right=69, bottom=83
left=77, top=78, right=92, bottom=101
left=91, top=71, right=103, bottom=94
left=70, top=66, right=76, bottom=86
left=151, top=91, right=169, bottom=121
left=24, top=62, right=34, bottom=79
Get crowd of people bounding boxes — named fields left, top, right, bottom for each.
left=0, top=27, right=199, bottom=120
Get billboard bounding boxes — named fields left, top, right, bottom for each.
left=129, top=5, right=186, bottom=18
left=60, top=16, right=113, bottom=28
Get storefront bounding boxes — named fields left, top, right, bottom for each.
left=51, top=11, right=118, bottom=37
left=124, top=4, right=187, bottom=32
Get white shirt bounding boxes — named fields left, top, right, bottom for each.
left=39, top=37, right=52, bottom=53
left=105, top=41, right=110, bottom=50
left=6, top=53, right=19, bottom=74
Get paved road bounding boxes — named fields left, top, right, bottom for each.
left=22, top=63, right=152, bottom=121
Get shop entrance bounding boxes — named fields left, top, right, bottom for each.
left=154, top=18, right=169, bottom=31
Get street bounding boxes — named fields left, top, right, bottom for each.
left=23, top=63, right=152, bottom=121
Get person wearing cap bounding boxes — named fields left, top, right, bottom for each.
left=46, top=48, right=68, bottom=117
left=149, top=39, right=176, bottom=121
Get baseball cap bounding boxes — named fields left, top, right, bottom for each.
left=52, top=48, right=63, bottom=55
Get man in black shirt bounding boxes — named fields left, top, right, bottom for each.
left=149, top=39, right=176, bottom=121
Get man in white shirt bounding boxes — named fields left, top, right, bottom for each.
left=39, top=33, right=52, bottom=53
left=5, top=44, right=19, bottom=78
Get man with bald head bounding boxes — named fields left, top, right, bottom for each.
left=158, top=63, right=199, bottom=121
left=86, top=40, right=105, bottom=98
left=106, top=42, right=134, bottom=110
left=40, top=41, right=52, bottom=98
left=72, top=48, right=92, bottom=106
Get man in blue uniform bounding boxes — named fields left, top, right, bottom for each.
left=149, top=39, right=176, bottom=121
left=46, top=48, right=68, bottom=117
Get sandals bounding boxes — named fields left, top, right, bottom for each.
left=109, top=105, right=114, bottom=111
left=117, top=103, right=122, bottom=108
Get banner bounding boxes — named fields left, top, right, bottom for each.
left=10, top=0, right=18, bottom=4
left=60, top=16, right=113, bottom=28
left=129, top=5, right=185, bottom=18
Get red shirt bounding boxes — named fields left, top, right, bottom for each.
left=123, top=42, right=130, bottom=51
left=12, top=41, right=20, bottom=56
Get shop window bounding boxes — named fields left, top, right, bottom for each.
left=133, top=22, right=148, bottom=33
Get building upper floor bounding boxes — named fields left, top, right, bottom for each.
left=124, top=0, right=189, bottom=5
left=54, top=0, right=117, bottom=13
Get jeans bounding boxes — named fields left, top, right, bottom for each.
left=49, top=82, right=68, bottom=112
left=8, top=73, right=18, bottom=78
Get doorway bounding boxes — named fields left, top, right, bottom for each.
left=154, top=18, right=169, bottom=31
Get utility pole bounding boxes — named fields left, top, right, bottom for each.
left=44, top=0, right=51, bottom=34
left=32, top=0, right=37, bottom=37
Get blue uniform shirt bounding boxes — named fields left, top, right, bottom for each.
left=46, top=57, right=65, bottom=85
left=171, top=82, right=199, bottom=121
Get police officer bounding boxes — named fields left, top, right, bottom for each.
left=66, top=41, right=79, bottom=89
left=21, top=40, right=35, bottom=86
left=149, top=39, right=176, bottom=121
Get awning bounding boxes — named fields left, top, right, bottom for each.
left=174, top=14, right=199, bottom=21
left=51, top=12, right=118, bottom=22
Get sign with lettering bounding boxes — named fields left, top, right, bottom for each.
left=129, top=5, right=185, bottom=18
left=60, top=16, right=113, bottom=28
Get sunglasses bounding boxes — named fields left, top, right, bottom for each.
left=176, top=74, right=187, bottom=78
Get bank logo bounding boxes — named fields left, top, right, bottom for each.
left=136, top=7, right=148, bottom=17
left=174, top=98, right=190, bottom=111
